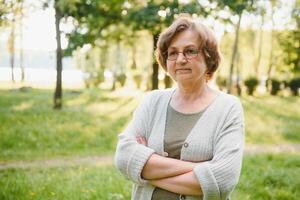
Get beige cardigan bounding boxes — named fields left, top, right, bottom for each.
left=115, top=88, right=244, bottom=200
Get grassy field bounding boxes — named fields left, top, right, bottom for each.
left=242, top=95, right=300, bottom=144
left=0, top=154, right=299, bottom=200
left=0, top=88, right=140, bottom=161
left=0, top=87, right=299, bottom=199
left=0, top=88, right=299, bottom=161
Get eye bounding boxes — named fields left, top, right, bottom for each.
left=185, top=48, right=198, bottom=55
left=168, top=51, right=177, bottom=57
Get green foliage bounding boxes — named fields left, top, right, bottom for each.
left=289, top=77, right=300, bottom=96
left=216, top=0, right=255, bottom=15
left=244, top=77, right=259, bottom=95
left=125, top=0, right=207, bottom=35
left=0, top=0, right=25, bottom=27
left=277, top=30, right=300, bottom=74
left=269, top=79, right=281, bottom=95
left=62, top=0, right=125, bottom=55
left=116, top=73, right=127, bottom=87
left=0, top=0, right=8, bottom=26
left=276, top=0, right=300, bottom=74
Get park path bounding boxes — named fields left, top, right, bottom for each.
left=0, top=144, right=300, bottom=170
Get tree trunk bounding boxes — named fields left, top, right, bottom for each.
left=227, top=12, right=242, bottom=94
left=152, top=33, right=159, bottom=90
left=111, top=73, right=116, bottom=91
left=54, top=2, right=63, bottom=109
left=131, top=44, right=137, bottom=70
left=267, top=4, right=275, bottom=81
left=295, top=28, right=300, bottom=72
left=255, top=13, right=265, bottom=77
left=236, top=52, right=242, bottom=96
left=111, top=40, right=121, bottom=90
left=8, top=19, right=15, bottom=83
left=19, top=2, right=24, bottom=82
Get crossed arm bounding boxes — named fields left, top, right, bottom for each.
left=136, top=136, right=203, bottom=196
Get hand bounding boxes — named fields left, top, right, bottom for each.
left=136, top=135, right=147, bottom=146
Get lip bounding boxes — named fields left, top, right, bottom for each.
left=175, top=68, right=192, bottom=73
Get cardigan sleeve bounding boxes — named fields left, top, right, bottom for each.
left=193, top=98, right=244, bottom=200
left=114, top=92, right=155, bottom=185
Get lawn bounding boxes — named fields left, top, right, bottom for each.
left=0, top=154, right=299, bottom=200
left=0, top=88, right=140, bottom=161
left=242, top=95, right=300, bottom=144
left=0, top=87, right=299, bottom=199
left=0, top=88, right=299, bottom=161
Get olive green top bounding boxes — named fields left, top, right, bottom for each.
left=151, top=103, right=205, bottom=200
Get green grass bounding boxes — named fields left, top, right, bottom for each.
left=0, top=87, right=299, bottom=199
left=0, top=88, right=299, bottom=161
left=0, top=88, right=139, bottom=161
left=0, top=154, right=299, bottom=200
left=0, top=166, right=131, bottom=200
left=242, top=95, right=300, bottom=144
left=232, top=153, right=300, bottom=200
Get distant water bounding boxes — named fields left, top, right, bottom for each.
left=0, top=67, right=84, bottom=85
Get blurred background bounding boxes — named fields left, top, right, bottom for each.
left=0, top=0, right=299, bottom=199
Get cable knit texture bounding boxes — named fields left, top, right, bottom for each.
left=115, top=88, right=244, bottom=200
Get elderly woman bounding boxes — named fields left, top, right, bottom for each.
left=115, top=16, right=244, bottom=200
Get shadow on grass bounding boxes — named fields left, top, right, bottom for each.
left=0, top=88, right=135, bottom=161
left=242, top=96, right=300, bottom=143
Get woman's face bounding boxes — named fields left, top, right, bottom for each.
left=166, top=29, right=207, bottom=84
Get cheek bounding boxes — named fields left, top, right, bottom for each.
left=194, top=57, right=207, bottom=70
left=166, top=61, right=175, bottom=71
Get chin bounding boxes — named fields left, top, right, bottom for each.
left=175, top=76, right=194, bottom=82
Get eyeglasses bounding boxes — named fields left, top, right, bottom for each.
left=166, top=48, right=200, bottom=61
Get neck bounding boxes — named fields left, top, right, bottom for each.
left=176, top=80, right=209, bottom=101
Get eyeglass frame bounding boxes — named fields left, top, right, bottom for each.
left=165, top=48, right=201, bottom=61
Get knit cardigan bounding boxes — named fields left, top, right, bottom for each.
left=115, top=88, right=244, bottom=200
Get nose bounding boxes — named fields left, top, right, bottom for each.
left=176, top=52, right=187, bottom=63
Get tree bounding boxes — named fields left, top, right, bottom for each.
left=63, top=0, right=210, bottom=90
left=53, top=0, right=63, bottom=109
left=42, top=0, right=79, bottom=109
left=62, top=0, right=126, bottom=89
left=254, top=0, right=266, bottom=77
left=7, top=12, right=15, bottom=82
left=64, top=0, right=125, bottom=54
left=1, top=0, right=26, bottom=83
left=125, top=0, right=209, bottom=89
left=0, top=0, right=8, bottom=25
left=5, top=0, right=19, bottom=83
left=277, top=0, right=300, bottom=74
left=267, top=0, right=277, bottom=80
left=18, top=0, right=24, bottom=82
left=215, top=0, right=254, bottom=94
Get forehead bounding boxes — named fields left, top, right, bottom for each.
left=168, top=29, right=200, bottom=49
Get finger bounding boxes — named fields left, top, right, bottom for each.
left=140, top=137, right=147, bottom=146
left=136, top=136, right=142, bottom=144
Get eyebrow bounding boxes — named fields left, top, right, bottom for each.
left=168, top=44, right=198, bottom=50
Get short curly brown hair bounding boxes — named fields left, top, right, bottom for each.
left=156, top=16, right=221, bottom=80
